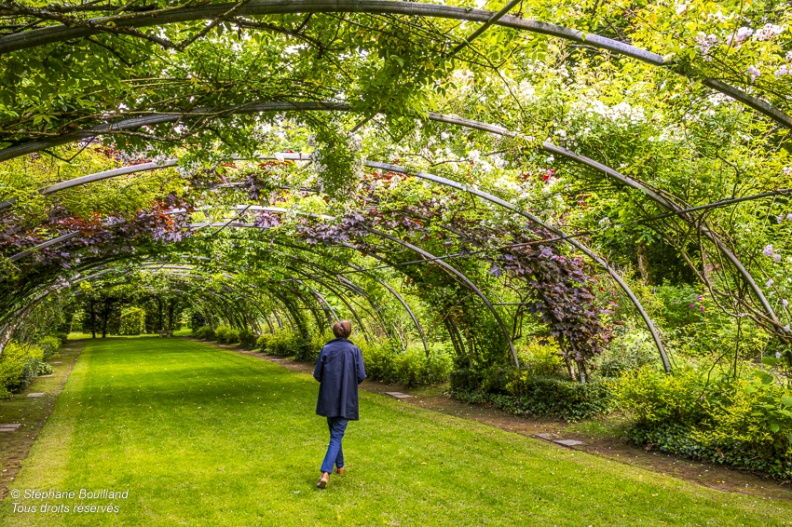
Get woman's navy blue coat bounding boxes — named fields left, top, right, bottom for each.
left=313, top=338, right=367, bottom=420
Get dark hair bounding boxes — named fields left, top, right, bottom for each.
left=332, top=320, right=352, bottom=339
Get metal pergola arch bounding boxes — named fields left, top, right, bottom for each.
left=169, top=244, right=431, bottom=352
left=2, top=166, right=667, bottom=368
left=0, top=1, right=788, bottom=129
left=2, top=206, right=520, bottom=363
left=142, top=254, right=394, bottom=343
left=0, top=105, right=779, bottom=338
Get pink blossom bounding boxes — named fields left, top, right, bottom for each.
left=747, top=65, right=761, bottom=82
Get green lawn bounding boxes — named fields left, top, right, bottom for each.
left=1, top=337, right=791, bottom=526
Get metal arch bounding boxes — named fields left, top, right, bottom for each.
left=266, top=239, right=429, bottom=353
left=147, top=256, right=322, bottom=335
left=294, top=272, right=386, bottom=344
left=306, top=285, right=339, bottom=327
left=137, top=264, right=296, bottom=335
left=152, top=248, right=392, bottom=342
left=183, top=220, right=515, bottom=359
left=0, top=2, right=787, bottom=129
left=183, top=220, right=507, bottom=353
left=3, top=183, right=663, bottom=369
left=2, top=109, right=776, bottom=337
left=5, top=206, right=613, bottom=368
left=285, top=272, right=373, bottom=343
left=0, top=102, right=348, bottom=162
left=364, top=226, right=520, bottom=368
left=368, top=161, right=672, bottom=372
left=275, top=253, right=399, bottom=343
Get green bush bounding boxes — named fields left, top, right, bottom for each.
left=294, top=332, right=326, bottom=362
left=613, top=364, right=792, bottom=480
left=238, top=328, right=258, bottom=349
left=193, top=326, right=215, bottom=340
left=215, top=325, right=240, bottom=344
left=358, top=340, right=399, bottom=382
left=516, top=338, right=565, bottom=377
left=0, top=342, right=44, bottom=397
left=359, top=341, right=453, bottom=387
left=38, top=336, right=61, bottom=360
left=449, top=367, right=612, bottom=422
left=38, top=362, right=53, bottom=375
left=256, top=329, right=302, bottom=356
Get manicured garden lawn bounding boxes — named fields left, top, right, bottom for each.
left=1, top=337, right=791, bottom=526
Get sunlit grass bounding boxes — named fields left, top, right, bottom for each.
left=1, top=337, right=790, bottom=526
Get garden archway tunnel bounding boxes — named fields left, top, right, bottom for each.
left=1, top=0, right=791, bottom=383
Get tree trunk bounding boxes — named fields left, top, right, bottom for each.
left=89, top=300, right=97, bottom=339
left=101, top=300, right=111, bottom=338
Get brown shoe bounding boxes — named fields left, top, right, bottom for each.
left=334, top=467, right=345, bottom=475
left=316, top=472, right=330, bottom=488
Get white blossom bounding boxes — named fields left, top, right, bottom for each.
left=776, top=65, right=789, bottom=77
left=767, top=278, right=775, bottom=287
left=695, top=33, right=718, bottom=60
left=754, top=24, right=785, bottom=41
left=747, top=65, right=761, bottom=82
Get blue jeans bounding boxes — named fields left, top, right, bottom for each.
left=320, top=416, right=348, bottom=474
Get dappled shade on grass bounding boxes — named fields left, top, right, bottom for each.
left=1, top=337, right=790, bottom=526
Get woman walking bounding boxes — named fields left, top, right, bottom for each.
left=313, top=320, right=367, bottom=488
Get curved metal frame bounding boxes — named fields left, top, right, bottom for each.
left=0, top=1, right=787, bottom=129
left=1, top=106, right=776, bottom=337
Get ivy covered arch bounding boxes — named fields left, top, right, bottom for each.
left=1, top=0, right=791, bottom=384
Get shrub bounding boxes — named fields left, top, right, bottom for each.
left=516, top=338, right=565, bottom=377
left=294, top=332, right=325, bottom=362
left=256, top=329, right=302, bottom=356
left=215, top=325, right=240, bottom=344
left=38, top=362, right=53, bottom=375
left=358, top=340, right=396, bottom=382
left=449, top=365, right=612, bottom=422
left=38, top=336, right=61, bottom=360
left=359, top=341, right=453, bottom=387
left=595, top=326, right=657, bottom=377
left=193, top=325, right=215, bottom=340
left=238, top=328, right=258, bottom=349
left=0, top=342, right=44, bottom=397
left=450, top=377, right=612, bottom=422
left=613, top=364, right=792, bottom=480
